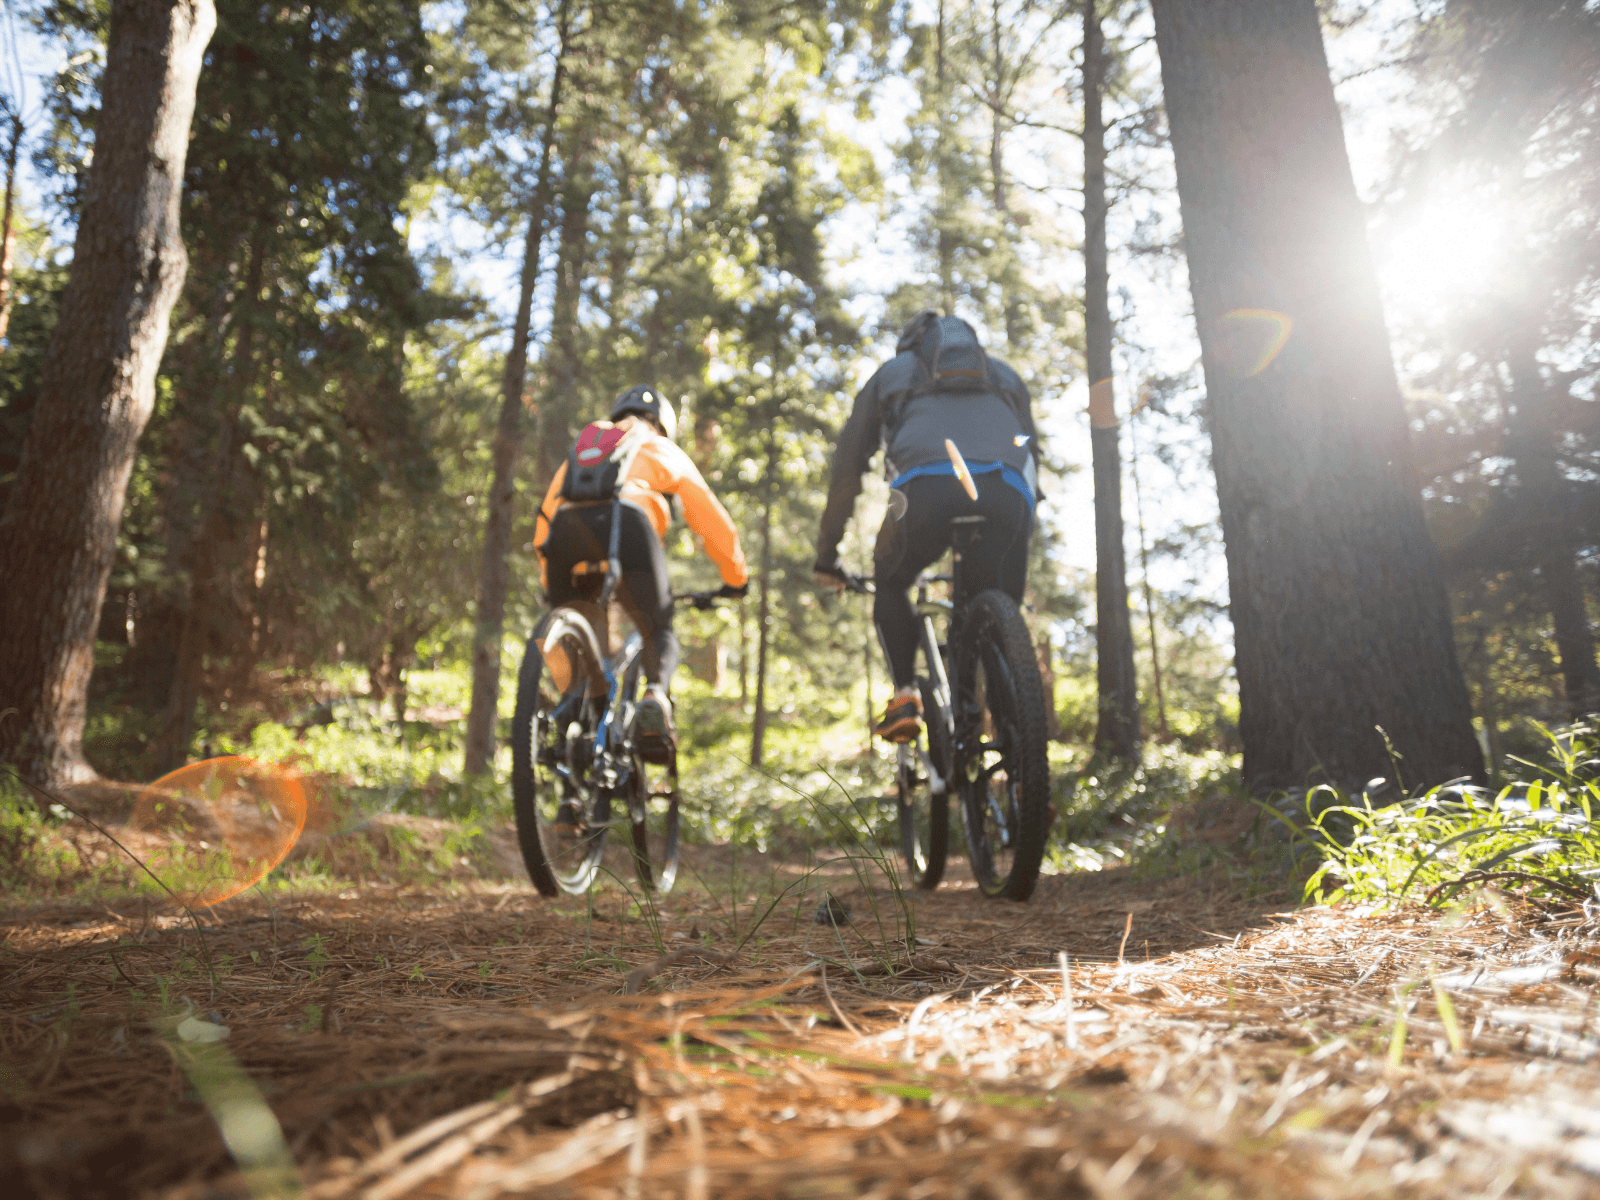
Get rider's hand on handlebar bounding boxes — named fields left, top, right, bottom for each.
left=715, top=581, right=749, bottom=600
left=812, top=560, right=849, bottom=595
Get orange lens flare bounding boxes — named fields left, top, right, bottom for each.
left=129, top=757, right=308, bottom=907
left=1216, top=309, right=1293, bottom=378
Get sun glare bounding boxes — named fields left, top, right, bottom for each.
left=1372, top=196, right=1509, bottom=322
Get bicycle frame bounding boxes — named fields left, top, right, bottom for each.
left=898, top=515, right=989, bottom=824
left=906, top=577, right=954, bottom=797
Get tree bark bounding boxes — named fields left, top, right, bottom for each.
left=0, top=0, right=216, bottom=789
left=1505, top=327, right=1600, bottom=719
left=534, top=166, right=596, bottom=485
left=1150, top=0, right=1482, bottom=792
left=462, top=0, right=572, bottom=777
left=750, top=453, right=775, bottom=768
left=155, top=233, right=267, bottom=773
left=934, top=0, right=955, bottom=314
left=0, top=109, right=24, bottom=345
left=1084, top=0, right=1141, bottom=763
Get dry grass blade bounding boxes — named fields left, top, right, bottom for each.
left=818, top=961, right=862, bottom=1036
left=623, top=946, right=737, bottom=995
left=465, top=1108, right=652, bottom=1197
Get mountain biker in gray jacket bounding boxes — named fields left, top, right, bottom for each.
left=814, top=311, right=1041, bottom=742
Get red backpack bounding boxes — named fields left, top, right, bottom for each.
left=560, top=421, right=651, bottom=503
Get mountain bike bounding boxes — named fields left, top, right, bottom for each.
left=510, top=562, right=721, bottom=898
left=846, top=513, right=1052, bottom=901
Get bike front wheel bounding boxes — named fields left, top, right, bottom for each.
left=953, top=589, right=1051, bottom=901
left=511, top=610, right=611, bottom=896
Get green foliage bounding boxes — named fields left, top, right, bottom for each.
left=678, top=743, right=895, bottom=854
left=1300, top=722, right=1600, bottom=908
left=0, top=239, right=68, bottom=511
left=0, top=774, right=44, bottom=889
left=1044, top=744, right=1242, bottom=875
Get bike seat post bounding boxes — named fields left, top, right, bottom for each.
left=948, top=515, right=987, bottom=608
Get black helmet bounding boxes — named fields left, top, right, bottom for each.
left=895, top=309, right=942, bottom=353
left=610, top=385, right=677, bottom=440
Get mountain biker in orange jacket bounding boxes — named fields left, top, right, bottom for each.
left=814, top=312, right=1040, bottom=743
left=535, top=386, right=749, bottom=757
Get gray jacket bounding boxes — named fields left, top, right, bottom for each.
left=816, top=349, right=1038, bottom=564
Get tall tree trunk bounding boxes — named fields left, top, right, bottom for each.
left=534, top=167, right=596, bottom=485
left=1505, top=327, right=1600, bottom=719
left=0, top=0, right=216, bottom=788
left=749, top=462, right=775, bottom=768
left=1150, top=0, right=1482, bottom=791
left=1084, top=0, right=1141, bottom=763
left=463, top=0, right=572, bottom=777
left=934, top=0, right=955, bottom=313
left=0, top=109, right=24, bottom=345
left=155, top=235, right=267, bottom=772
left=989, top=0, right=1025, bottom=347
left=738, top=600, right=749, bottom=711
left=1129, top=419, right=1169, bottom=740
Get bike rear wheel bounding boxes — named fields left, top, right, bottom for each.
left=897, top=673, right=951, bottom=890
left=619, top=659, right=681, bottom=893
left=511, top=610, right=611, bottom=896
left=954, top=589, right=1051, bottom=901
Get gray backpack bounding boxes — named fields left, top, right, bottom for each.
left=898, top=313, right=994, bottom=394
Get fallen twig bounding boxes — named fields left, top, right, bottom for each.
left=623, top=946, right=738, bottom=995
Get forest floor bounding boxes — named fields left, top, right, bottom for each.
left=7, top=795, right=1600, bottom=1199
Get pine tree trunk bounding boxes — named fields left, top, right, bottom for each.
left=934, top=0, right=955, bottom=313
left=463, top=0, right=571, bottom=777
left=1084, top=0, right=1141, bottom=763
left=155, top=235, right=267, bottom=773
left=0, top=0, right=216, bottom=788
left=1150, top=0, right=1482, bottom=792
left=534, top=169, right=596, bottom=485
left=749, top=478, right=774, bottom=768
left=738, top=601, right=749, bottom=711
left=0, top=111, right=24, bottom=345
left=1506, top=329, right=1600, bottom=719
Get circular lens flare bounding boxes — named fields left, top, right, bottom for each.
left=129, top=757, right=308, bottom=907
left=1216, top=309, right=1294, bottom=379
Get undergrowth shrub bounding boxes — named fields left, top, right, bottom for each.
left=1297, top=721, right=1600, bottom=908
left=677, top=748, right=895, bottom=853
left=1044, top=745, right=1243, bottom=875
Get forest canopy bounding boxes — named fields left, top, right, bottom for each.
left=0, top=0, right=1595, bottom=805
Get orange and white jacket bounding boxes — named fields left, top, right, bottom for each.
left=534, top=416, right=750, bottom=591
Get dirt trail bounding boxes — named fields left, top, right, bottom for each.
left=6, top=848, right=1600, bottom=1198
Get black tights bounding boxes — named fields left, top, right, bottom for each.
left=542, top=502, right=678, bottom=686
left=873, top=474, right=1031, bottom=688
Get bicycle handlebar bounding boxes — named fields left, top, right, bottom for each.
left=673, top=589, right=724, bottom=612
left=836, top=569, right=952, bottom=596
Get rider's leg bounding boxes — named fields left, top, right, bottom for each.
left=611, top=503, right=678, bottom=759
left=612, top=502, right=678, bottom=688
left=871, top=477, right=974, bottom=740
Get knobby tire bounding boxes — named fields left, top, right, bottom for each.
left=619, top=656, right=681, bottom=893
left=956, top=589, right=1051, bottom=901
left=511, top=611, right=610, bottom=897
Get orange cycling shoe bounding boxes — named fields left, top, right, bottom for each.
left=874, top=690, right=923, bottom=743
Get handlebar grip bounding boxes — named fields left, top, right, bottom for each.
left=844, top=572, right=875, bottom=596
left=672, top=590, right=719, bottom=611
